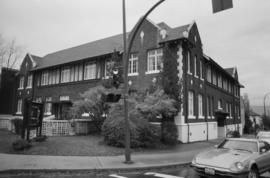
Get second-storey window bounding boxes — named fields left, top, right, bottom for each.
left=147, top=49, right=162, bottom=73
left=218, top=74, right=222, bottom=88
left=200, top=60, right=203, bottom=79
left=218, top=99, right=222, bottom=109
left=70, top=64, right=83, bottom=82
left=188, top=91, right=194, bottom=118
left=26, top=74, right=33, bottom=88
left=41, top=71, right=49, bottom=86
left=128, top=53, right=138, bottom=75
left=44, top=97, right=52, bottom=115
left=207, top=66, right=211, bottom=82
left=19, top=76, right=24, bottom=89
left=16, top=99, right=22, bottom=114
left=198, top=94, right=203, bottom=117
left=61, top=67, right=70, bottom=83
left=187, top=51, right=192, bottom=74
left=213, top=71, right=217, bottom=85
left=84, top=62, right=96, bottom=80
left=194, top=55, right=198, bottom=77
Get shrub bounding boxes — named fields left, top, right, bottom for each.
left=12, top=139, right=31, bottom=151
left=33, top=135, right=47, bottom=142
left=161, top=121, right=178, bottom=145
left=226, top=130, right=240, bottom=138
left=102, top=100, right=161, bottom=148
left=11, top=118, right=23, bottom=135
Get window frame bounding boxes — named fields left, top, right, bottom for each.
left=188, top=91, right=195, bottom=119
left=146, top=48, right=163, bottom=74
left=128, top=53, right=139, bottom=76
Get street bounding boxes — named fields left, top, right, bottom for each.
left=1, top=165, right=270, bottom=178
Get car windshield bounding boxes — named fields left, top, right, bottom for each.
left=218, top=140, right=258, bottom=152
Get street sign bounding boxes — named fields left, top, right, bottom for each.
left=212, top=0, right=233, bottom=13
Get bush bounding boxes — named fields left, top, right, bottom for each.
left=11, top=118, right=23, bottom=135
left=226, top=130, right=240, bottom=138
left=33, top=135, right=47, bottom=142
left=12, top=139, right=31, bottom=151
left=161, top=121, right=178, bottom=145
left=102, top=100, right=161, bottom=148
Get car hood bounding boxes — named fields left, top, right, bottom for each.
left=195, top=148, right=254, bottom=169
left=261, top=138, right=270, bottom=144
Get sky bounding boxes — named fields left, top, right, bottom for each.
left=0, top=0, right=269, bottom=106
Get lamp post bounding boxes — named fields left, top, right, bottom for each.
left=264, top=92, right=270, bottom=118
left=122, top=0, right=166, bottom=163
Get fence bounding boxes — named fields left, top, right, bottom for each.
left=0, top=116, right=98, bottom=137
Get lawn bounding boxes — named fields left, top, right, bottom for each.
left=0, top=129, right=221, bottom=156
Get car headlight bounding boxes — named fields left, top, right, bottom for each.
left=191, top=157, right=197, bottom=165
left=230, top=162, right=245, bottom=172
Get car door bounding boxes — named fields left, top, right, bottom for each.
left=255, top=141, right=270, bottom=173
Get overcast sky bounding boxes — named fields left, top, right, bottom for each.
left=0, top=0, right=269, bottom=106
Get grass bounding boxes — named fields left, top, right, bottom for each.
left=0, top=129, right=222, bottom=156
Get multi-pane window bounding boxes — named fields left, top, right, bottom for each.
left=212, top=71, right=217, bottom=85
left=41, top=71, right=49, bottom=86
left=218, top=74, right=222, bottom=88
left=147, top=49, right=163, bottom=73
left=61, top=67, right=70, bottom=83
left=128, top=53, right=138, bottom=75
left=26, top=74, right=33, bottom=88
left=198, top=94, right=203, bottom=117
left=218, top=99, right=222, bottom=109
left=187, top=51, right=191, bottom=74
left=84, top=62, right=97, bottom=80
left=19, top=76, right=24, bottom=89
left=194, top=55, right=198, bottom=77
left=16, top=99, right=22, bottom=114
left=200, top=60, right=203, bottom=79
left=188, top=91, right=194, bottom=118
left=207, top=66, right=211, bottom=82
left=44, top=97, right=52, bottom=115
left=207, top=96, right=213, bottom=118
left=104, top=60, right=115, bottom=78
left=70, top=64, right=83, bottom=82
left=48, top=69, right=60, bottom=85
left=223, top=78, right=227, bottom=91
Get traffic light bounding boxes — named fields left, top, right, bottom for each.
left=112, top=69, right=120, bottom=89
left=212, top=0, right=233, bottom=13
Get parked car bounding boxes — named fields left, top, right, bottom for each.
left=256, top=131, right=270, bottom=144
left=226, top=130, right=241, bottom=138
left=191, top=138, right=270, bottom=178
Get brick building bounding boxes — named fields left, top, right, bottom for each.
left=15, top=19, right=243, bottom=143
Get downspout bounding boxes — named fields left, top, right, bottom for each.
left=184, top=42, right=190, bottom=143
left=204, top=62, right=208, bottom=141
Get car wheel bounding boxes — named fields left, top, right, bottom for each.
left=248, top=167, right=259, bottom=178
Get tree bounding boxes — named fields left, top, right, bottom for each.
left=0, top=34, right=23, bottom=69
left=243, top=93, right=253, bottom=134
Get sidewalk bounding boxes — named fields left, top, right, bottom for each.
left=0, top=138, right=222, bottom=173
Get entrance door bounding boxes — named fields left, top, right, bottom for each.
left=215, top=111, right=228, bottom=138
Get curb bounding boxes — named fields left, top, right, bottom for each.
left=0, top=162, right=190, bottom=175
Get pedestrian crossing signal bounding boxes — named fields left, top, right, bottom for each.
left=212, top=0, right=233, bottom=13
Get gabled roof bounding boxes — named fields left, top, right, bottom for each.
left=225, top=67, right=234, bottom=76
left=157, top=22, right=171, bottom=30
left=159, top=24, right=190, bottom=43
left=32, top=34, right=124, bottom=70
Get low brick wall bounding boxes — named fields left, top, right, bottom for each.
left=0, top=116, right=98, bottom=137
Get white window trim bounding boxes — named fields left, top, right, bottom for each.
left=194, top=55, right=198, bottom=78
left=188, top=91, right=195, bottom=119
left=84, top=62, right=97, bottom=80
left=200, top=61, right=204, bottom=81
left=18, top=77, right=24, bottom=89
left=26, top=75, right=33, bottom=89
left=187, top=51, right=192, bottom=75
left=128, top=53, right=139, bottom=76
left=198, top=94, right=203, bottom=118
left=146, top=49, right=163, bottom=74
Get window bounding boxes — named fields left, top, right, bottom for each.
left=104, top=60, right=115, bottom=78
left=41, top=71, right=49, bottom=86
left=198, top=94, right=203, bottom=117
left=19, top=76, right=24, bottom=89
left=207, top=96, right=213, bottom=118
left=218, top=74, right=222, bottom=88
left=228, top=82, right=231, bottom=93
left=70, top=64, right=83, bottom=82
left=61, top=67, right=70, bottom=83
left=48, top=69, right=60, bottom=85
left=44, top=97, right=52, bottom=115
left=16, top=99, right=22, bottom=114
left=212, top=71, right=217, bottom=85
left=188, top=91, right=195, bottom=118
left=200, top=60, right=203, bottom=80
left=35, top=97, right=42, bottom=103
left=194, top=55, right=198, bottom=77
left=84, top=62, right=96, bottom=80
left=128, top=53, right=138, bottom=76
left=218, top=99, right=222, bottom=109
left=207, top=67, right=211, bottom=82
left=223, top=78, right=227, bottom=91
left=60, top=95, right=69, bottom=101
left=187, top=51, right=192, bottom=74
left=146, top=49, right=163, bottom=73
left=26, top=74, right=33, bottom=88
left=229, top=104, right=232, bottom=118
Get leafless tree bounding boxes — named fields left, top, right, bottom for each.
left=0, top=34, right=23, bottom=69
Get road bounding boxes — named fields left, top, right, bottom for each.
left=1, top=165, right=270, bottom=178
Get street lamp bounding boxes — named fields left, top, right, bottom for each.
left=122, top=0, right=166, bottom=164
left=263, top=92, right=270, bottom=117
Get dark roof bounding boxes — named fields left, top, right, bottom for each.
left=159, top=24, right=190, bottom=43
left=157, top=22, right=171, bottom=30
left=224, top=67, right=235, bottom=77
left=250, top=110, right=260, bottom=116
left=32, top=34, right=124, bottom=70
